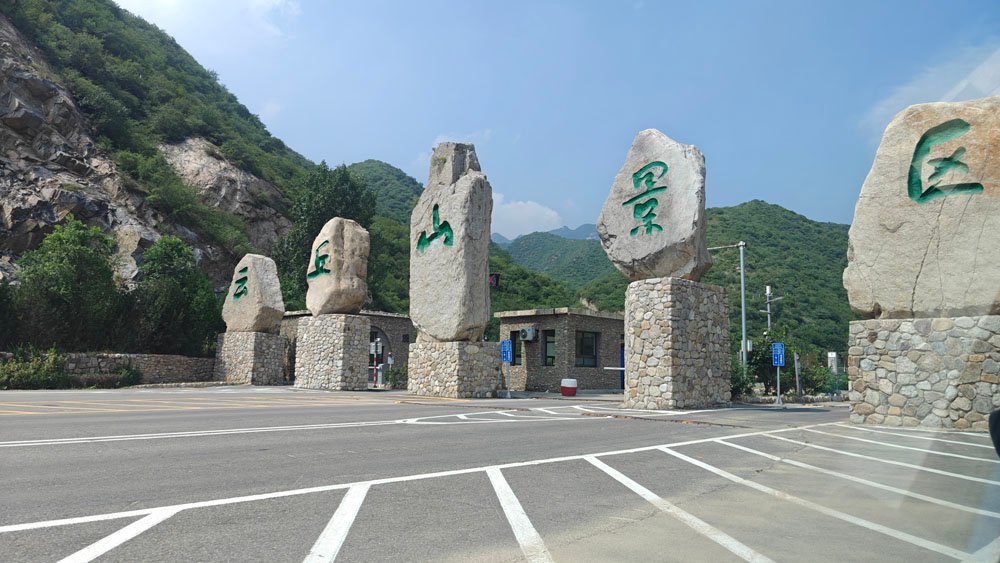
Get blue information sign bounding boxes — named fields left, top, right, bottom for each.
left=771, top=342, right=785, bottom=367
left=501, top=340, right=513, bottom=364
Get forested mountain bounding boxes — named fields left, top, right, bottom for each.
left=486, top=245, right=577, bottom=339
left=574, top=201, right=853, bottom=355
left=507, top=232, right=615, bottom=288
left=346, top=160, right=422, bottom=224
left=546, top=223, right=598, bottom=240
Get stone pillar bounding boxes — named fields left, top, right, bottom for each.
left=214, top=332, right=284, bottom=385
left=623, top=277, right=730, bottom=409
left=407, top=340, right=501, bottom=398
left=293, top=314, right=370, bottom=390
left=847, top=316, right=1000, bottom=429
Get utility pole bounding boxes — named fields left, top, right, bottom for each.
left=708, top=241, right=749, bottom=370
left=738, top=241, right=747, bottom=370
left=761, top=285, right=784, bottom=405
left=762, top=285, right=783, bottom=332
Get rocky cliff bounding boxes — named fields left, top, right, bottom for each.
left=0, top=14, right=290, bottom=286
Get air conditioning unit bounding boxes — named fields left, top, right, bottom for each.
left=519, top=327, right=538, bottom=341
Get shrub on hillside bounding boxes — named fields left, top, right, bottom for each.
left=0, top=347, right=68, bottom=390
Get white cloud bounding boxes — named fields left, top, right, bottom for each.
left=862, top=44, right=1000, bottom=139
left=492, top=192, right=564, bottom=239
left=114, top=0, right=300, bottom=56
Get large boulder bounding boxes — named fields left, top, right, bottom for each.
left=844, top=96, right=1000, bottom=319
left=160, top=138, right=292, bottom=253
left=597, top=129, right=711, bottom=281
left=305, top=217, right=369, bottom=315
left=221, top=254, right=284, bottom=333
left=409, top=143, right=492, bottom=342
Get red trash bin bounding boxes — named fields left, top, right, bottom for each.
left=560, top=378, right=577, bottom=396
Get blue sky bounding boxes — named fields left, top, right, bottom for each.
left=115, top=0, right=1000, bottom=239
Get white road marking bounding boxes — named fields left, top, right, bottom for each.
left=805, top=428, right=1000, bottom=463
left=765, top=434, right=1000, bottom=486
left=840, top=424, right=994, bottom=439
left=964, top=534, right=1000, bottom=562
left=1, top=409, right=607, bottom=448
left=834, top=424, right=995, bottom=450
left=659, top=446, right=969, bottom=560
left=0, top=420, right=401, bottom=448
left=0, top=423, right=839, bottom=534
left=56, top=508, right=179, bottom=563
left=576, top=405, right=715, bottom=417
left=302, top=484, right=370, bottom=563
left=717, top=439, right=1000, bottom=519
left=585, top=456, right=775, bottom=563
left=487, top=468, right=553, bottom=563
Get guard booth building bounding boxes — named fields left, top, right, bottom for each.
left=494, top=308, right=625, bottom=392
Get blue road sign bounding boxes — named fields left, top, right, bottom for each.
left=501, top=340, right=513, bottom=364
left=771, top=342, right=785, bottom=367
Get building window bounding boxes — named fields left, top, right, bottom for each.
left=543, top=330, right=556, bottom=366
left=575, top=331, right=599, bottom=367
left=402, top=333, right=410, bottom=343
left=510, top=331, right=522, bottom=365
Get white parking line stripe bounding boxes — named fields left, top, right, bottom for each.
left=964, top=534, right=1000, bottom=562
left=56, top=508, right=179, bottom=563
left=716, top=440, right=1000, bottom=519
left=834, top=424, right=995, bottom=450
left=585, top=456, right=774, bottom=563
left=0, top=423, right=839, bottom=534
left=487, top=468, right=553, bottom=563
left=302, top=484, right=370, bottom=563
left=765, top=434, right=1000, bottom=486
left=805, top=429, right=1000, bottom=463
left=659, top=447, right=969, bottom=560
left=0, top=420, right=402, bottom=448
left=844, top=424, right=993, bottom=439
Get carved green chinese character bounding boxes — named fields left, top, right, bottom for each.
left=416, top=204, right=454, bottom=253
left=232, top=266, right=249, bottom=300
left=306, top=240, right=332, bottom=279
left=907, top=118, right=984, bottom=203
left=623, top=161, right=667, bottom=236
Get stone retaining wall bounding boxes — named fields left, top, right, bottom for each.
left=623, top=277, right=730, bottom=409
left=847, top=316, right=1000, bottom=430
left=408, top=340, right=501, bottom=398
left=61, top=353, right=215, bottom=384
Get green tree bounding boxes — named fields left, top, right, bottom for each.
left=133, top=236, right=221, bottom=356
left=14, top=217, right=123, bottom=351
left=275, top=163, right=376, bottom=307
left=367, top=216, right=410, bottom=313
left=0, top=280, right=15, bottom=349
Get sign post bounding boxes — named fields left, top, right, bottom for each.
left=771, top=342, right=785, bottom=406
left=500, top=340, right=513, bottom=399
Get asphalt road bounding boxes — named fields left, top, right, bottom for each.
left=1, top=387, right=998, bottom=562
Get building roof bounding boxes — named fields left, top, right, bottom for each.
left=284, top=309, right=412, bottom=320
left=494, top=307, right=624, bottom=321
